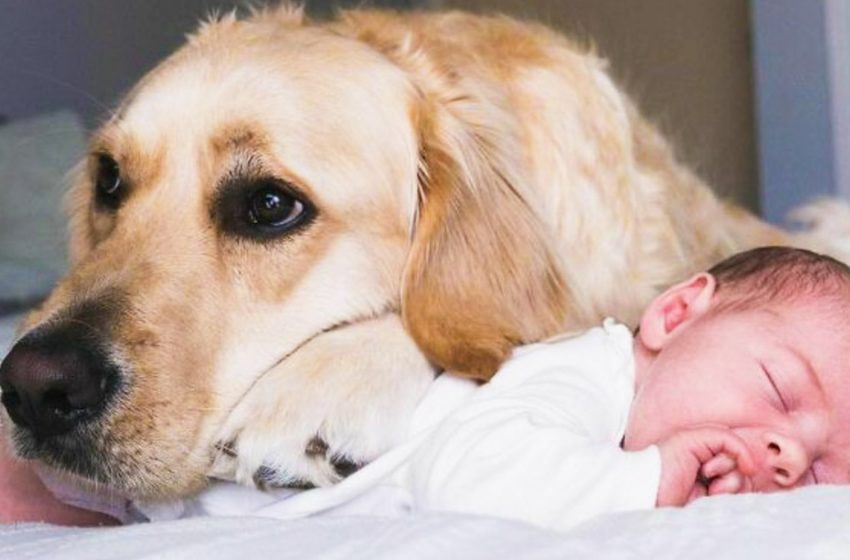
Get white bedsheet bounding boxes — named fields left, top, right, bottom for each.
left=1, top=485, right=849, bottom=559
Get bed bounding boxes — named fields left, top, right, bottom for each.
left=1, top=316, right=849, bottom=558
left=2, top=310, right=848, bottom=559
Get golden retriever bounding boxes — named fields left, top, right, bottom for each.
left=0, top=4, right=842, bottom=500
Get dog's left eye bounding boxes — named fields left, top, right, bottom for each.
left=213, top=178, right=314, bottom=240
left=248, top=184, right=304, bottom=229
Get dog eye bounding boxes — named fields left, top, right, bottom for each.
left=248, top=184, right=305, bottom=230
left=94, top=154, right=124, bottom=210
left=213, top=177, right=314, bottom=240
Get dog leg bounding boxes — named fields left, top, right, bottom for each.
left=208, top=313, right=436, bottom=489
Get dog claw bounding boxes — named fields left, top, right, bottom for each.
left=252, top=465, right=279, bottom=490
left=252, top=465, right=316, bottom=491
left=305, top=436, right=329, bottom=457
left=331, top=456, right=361, bottom=478
left=220, top=435, right=361, bottom=490
left=306, top=436, right=360, bottom=479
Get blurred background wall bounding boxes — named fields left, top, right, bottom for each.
left=0, top=0, right=415, bottom=126
left=431, top=0, right=849, bottom=223
left=431, top=0, right=759, bottom=213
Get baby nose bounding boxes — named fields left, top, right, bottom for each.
left=763, top=432, right=810, bottom=487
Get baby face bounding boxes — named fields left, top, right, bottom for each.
left=625, top=280, right=850, bottom=492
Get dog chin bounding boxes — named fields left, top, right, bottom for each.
left=9, top=423, right=113, bottom=485
left=7, top=419, right=206, bottom=501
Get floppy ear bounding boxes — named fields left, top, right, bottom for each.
left=401, top=90, right=577, bottom=380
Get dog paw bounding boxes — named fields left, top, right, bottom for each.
left=243, top=437, right=362, bottom=491
left=207, top=314, right=435, bottom=490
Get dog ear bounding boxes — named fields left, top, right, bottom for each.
left=401, top=91, right=577, bottom=380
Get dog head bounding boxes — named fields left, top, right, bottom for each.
left=0, top=7, right=570, bottom=498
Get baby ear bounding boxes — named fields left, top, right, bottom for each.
left=638, top=273, right=716, bottom=351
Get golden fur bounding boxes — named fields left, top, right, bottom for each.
left=7, top=5, right=840, bottom=498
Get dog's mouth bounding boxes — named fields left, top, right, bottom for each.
left=3, top=388, right=216, bottom=500
left=0, top=332, right=204, bottom=498
left=1, top=372, right=142, bottom=493
left=8, top=419, right=115, bottom=482
left=7, top=421, right=211, bottom=502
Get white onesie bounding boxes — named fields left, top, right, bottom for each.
left=52, top=320, right=662, bottom=530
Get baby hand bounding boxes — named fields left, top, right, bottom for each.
left=656, top=428, right=755, bottom=507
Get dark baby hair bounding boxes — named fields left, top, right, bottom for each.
left=707, top=246, right=850, bottom=309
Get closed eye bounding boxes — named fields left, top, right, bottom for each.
left=761, top=364, right=789, bottom=412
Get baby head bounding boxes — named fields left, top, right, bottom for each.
left=625, top=246, right=850, bottom=492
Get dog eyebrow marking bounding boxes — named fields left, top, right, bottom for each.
left=218, top=152, right=266, bottom=188
left=210, top=123, right=270, bottom=157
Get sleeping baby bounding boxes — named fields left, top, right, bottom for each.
left=4, top=246, right=850, bottom=529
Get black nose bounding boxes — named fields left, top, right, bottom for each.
left=0, top=325, right=118, bottom=439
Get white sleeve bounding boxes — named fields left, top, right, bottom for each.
left=409, top=361, right=661, bottom=531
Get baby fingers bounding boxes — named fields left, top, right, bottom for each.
left=707, top=470, right=745, bottom=496
left=701, top=453, right=737, bottom=479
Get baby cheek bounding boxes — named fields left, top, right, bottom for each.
left=730, top=427, right=764, bottom=458
left=812, top=462, right=846, bottom=485
left=624, top=397, right=676, bottom=450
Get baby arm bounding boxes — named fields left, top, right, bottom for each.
left=409, top=358, right=661, bottom=530
left=657, top=428, right=755, bottom=506
left=410, top=410, right=661, bottom=530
